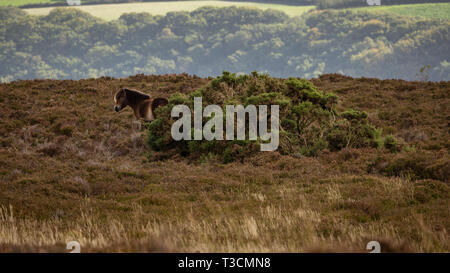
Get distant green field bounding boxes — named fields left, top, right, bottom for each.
left=0, top=0, right=61, bottom=6
left=352, top=3, right=450, bottom=20
left=23, top=1, right=314, bottom=20
left=9, top=1, right=450, bottom=21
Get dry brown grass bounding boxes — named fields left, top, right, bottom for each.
left=0, top=74, right=448, bottom=252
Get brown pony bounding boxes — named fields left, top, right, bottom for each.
left=114, top=88, right=168, bottom=122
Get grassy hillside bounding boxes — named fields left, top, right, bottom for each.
left=353, top=3, right=450, bottom=20
left=0, top=74, right=448, bottom=252
left=23, top=1, right=315, bottom=19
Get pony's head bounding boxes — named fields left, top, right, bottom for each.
left=114, top=88, right=150, bottom=112
left=114, top=88, right=127, bottom=112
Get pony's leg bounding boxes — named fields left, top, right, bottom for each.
left=131, top=119, right=142, bottom=132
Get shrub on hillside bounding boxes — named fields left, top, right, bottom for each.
left=147, top=72, right=385, bottom=162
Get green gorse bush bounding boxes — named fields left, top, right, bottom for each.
left=147, top=71, right=387, bottom=162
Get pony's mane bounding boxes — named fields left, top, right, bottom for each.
left=119, top=88, right=150, bottom=104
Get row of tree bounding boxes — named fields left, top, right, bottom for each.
left=0, top=6, right=448, bottom=82
left=16, top=0, right=450, bottom=9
